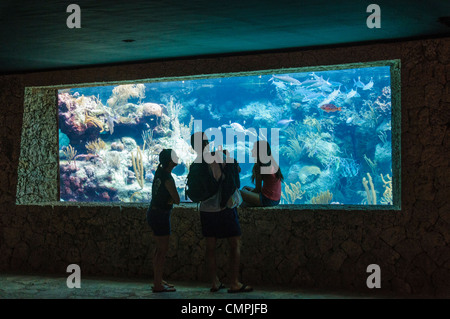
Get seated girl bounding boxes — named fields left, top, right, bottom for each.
left=240, top=140, right=283, bottom=207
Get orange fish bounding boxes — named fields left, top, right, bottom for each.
left=320, top=104, right=342, bottom=112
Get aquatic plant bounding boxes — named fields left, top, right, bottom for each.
left=380, top=173, right=393, bottom=205
left=62, top=145, right=77, bottom=163
left=86, top=138, right=106, bottom=154
left=362, top=172, right=376, bottom=205
left=281, top=181, right=305, bottom=204
left=131, top=146, right=144, bottom=189
left=311, top=190, right=333, bottom=204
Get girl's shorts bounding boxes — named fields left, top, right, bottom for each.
left=147, top=207, right=172, bottom=236
left=200, top=207, right=242, bottom=239
left=260, top=193, right=280, bottom=207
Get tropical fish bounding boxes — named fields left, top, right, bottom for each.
left=270, top=74, right=302, bottom=85
left=277, top=118, right=294, bottom=126
left=363, top=77, right=374, bottom=90
left=353, top=77, right=365, bottom=88
left=291, top=102, right=302, bottom=109
left=328, top=87, right=341, bottom=100
left=222, top=122, right=257, bottom=137
left=346, top=88, right=358, bottom=100
left=320, top=104, right=342, bottom=113
left=318, top=87, right=340, bottom=107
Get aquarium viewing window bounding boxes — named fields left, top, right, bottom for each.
left=52, top=60, right=400, bottom=209
left=16, top=60, right=400, bottom=209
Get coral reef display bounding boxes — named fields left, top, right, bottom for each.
left=58, top=65, right=393, bottom=204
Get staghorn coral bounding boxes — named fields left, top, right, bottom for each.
left=86, top=138, right=106, bottom=154
left=380, top=173, right=393, bottom=205
left=281, top=181, right=306, bottom=204
left=362, top=172, right=376, bottom=205
left=311, top=190, right=333, bottom=204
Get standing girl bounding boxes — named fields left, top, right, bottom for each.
left=147, top=148, right=180, bottom=292
left=240, top=140, right=283, bottom=207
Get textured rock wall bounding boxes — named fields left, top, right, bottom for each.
left=0, top=37, right=449, bottom=297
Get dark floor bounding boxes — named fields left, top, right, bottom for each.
left=0, top=272, right=427, bottom=299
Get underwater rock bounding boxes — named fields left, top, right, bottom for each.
left=286, top=164, right=302, bottom=184
left=141, top=102, right=163, bottom=117
left=110, top=142, right=124, bottom=151
left=375, top=142, right=392, bottom=165
left=121, top=137, right=137, bottom=151
left=302, top=168, right=338, bottom=202
left=145, top=171, right=154, bottom=182
left=286, top=164, right=321, bottom=185
left=298, top=165, right=322, bottom=184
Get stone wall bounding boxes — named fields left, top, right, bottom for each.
left=0, top=37, right=449, bottom=297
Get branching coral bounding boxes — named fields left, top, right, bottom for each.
left=131, top=146, right=144, bottom=189
left=303, top=116, right=321, bottom=133
left=311, top=190, right=333, bottom=204
left=281, top=137, right=304, bottom=163
left=86, top=138, right=106, bottom=154
left=180, top=115, right=194, bottom=142
left=364, top=154, right=377, bottom=175
left=164, top=96, right=183, bottom=122
left=304, top=132, right=321, bottom=158
left=378, top=131, right=388, bottom=145
left=281, top=181, right=305, bottom=204
left=380, top=173, right=393, bottom=205
left=84, top=111, right=105, bottom=132
left=106, top=152, right=122, bottom=170
left=62, top=145, right=77, bottom=163
left=362, top=172, right=376, bottom=205
left=142, top=129, right=154, bottom=152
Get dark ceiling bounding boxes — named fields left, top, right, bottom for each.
left=1, top=0, right=449, bottom=74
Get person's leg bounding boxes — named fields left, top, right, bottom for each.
left=227, top=236, right=241, bottom=290
left=205, top=237, right=221, bottom=290
left=240, top=188, right=262, bottom=206
left=153, top=235, right=170, bottom=291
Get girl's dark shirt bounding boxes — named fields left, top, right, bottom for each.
left=150, top=168, right=174, bottom=210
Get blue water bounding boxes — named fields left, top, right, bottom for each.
left=58, top=65, right=393, bottom=205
